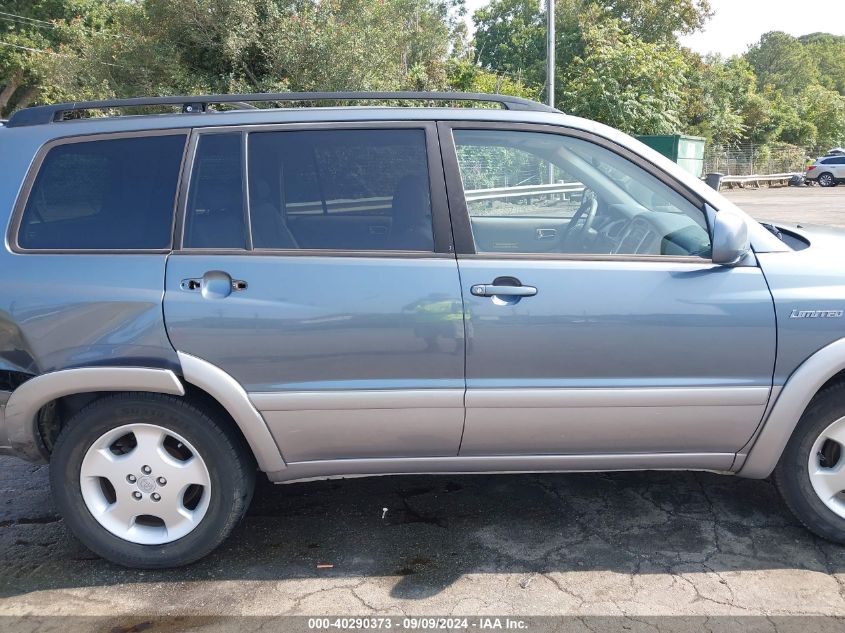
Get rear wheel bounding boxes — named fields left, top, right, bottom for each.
left=775, top=385, right=845, bottom=543
left=818, top=172, right=835, bottom=187
left=50, top=393, right=255, bottom=568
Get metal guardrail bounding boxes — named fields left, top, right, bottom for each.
left=464, top=182, right=585, bottom=202
left=282, top=183, right=587, bottom=215
left=710, top=172, right=801, bottom=191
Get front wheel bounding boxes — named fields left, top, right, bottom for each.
left=775, top=385, right=845, bottom=543
left=50, top=393, right=255, bottom=568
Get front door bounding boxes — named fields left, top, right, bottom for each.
left=164, top=123, right=465, bottom=463
left=440, top=123, right=776, bottom=465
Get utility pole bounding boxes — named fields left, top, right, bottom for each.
left=546, top=0, right=554, bottom=109
left=545, top=0, right=556, bottom=184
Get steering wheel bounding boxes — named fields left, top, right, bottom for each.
left=561, top=194, right=598, bottom=252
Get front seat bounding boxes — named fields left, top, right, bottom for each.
left=250, top=179, right=299, bottom=249
left=390, top=175, right=434, bottom=251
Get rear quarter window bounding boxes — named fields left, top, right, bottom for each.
left=17, top=133, right=187, bottom=250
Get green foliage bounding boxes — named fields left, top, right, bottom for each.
left=1, top=0, right=465, bottom=113
left=0, top=0, right=843, bottom=153
left=594, top=0, right=712, bottom=42
left=560, top=17, right=689, bottom=134
left=684, top=54, right=754, bottom=145
left=445, top=58, right=538, bottom=100
left=746, top=31, right=818, bottom=96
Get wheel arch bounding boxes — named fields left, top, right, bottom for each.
left=5, top=356, right=286, bottom=473
left=739, top=337, right=845, bottom=478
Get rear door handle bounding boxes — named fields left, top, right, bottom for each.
left=470, top=284, right=537, bottom=297
left=180, top=271, right=248, bottom=298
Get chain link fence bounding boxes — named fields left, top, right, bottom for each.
left=702, top=143, right=826, bottom=176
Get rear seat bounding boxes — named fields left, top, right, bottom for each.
left=288, top=215, right=393, bottom=250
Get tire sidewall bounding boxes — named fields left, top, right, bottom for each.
left=776, top=393, right=845, bottom=541
left=50, top=394, right=250, bottom=568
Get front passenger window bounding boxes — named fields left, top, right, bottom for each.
left=453, top=129, right=711, bottom=258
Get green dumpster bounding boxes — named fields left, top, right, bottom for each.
left=636, top=134, right=705, bottom=178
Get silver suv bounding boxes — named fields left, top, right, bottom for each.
left=0, top=92, right=843, bottom=568
left=806, top=155, right=845, bottom=186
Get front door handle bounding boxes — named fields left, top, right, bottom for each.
left=471, top=284, right=537, bottom=297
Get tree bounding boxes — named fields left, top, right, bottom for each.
left=796, top=85, right=845, bottom=149
left=445, top=58, right=538, bottom=99
left=472, top=0, right=549, bottom=87
left=559, top=17, right=689, bottom=134
left=746, top=31, right=818, bottom=96
left=594, top=0, right=712, bottom=42
left=684, top=54, right=756, bottom=145
left=800, top=33, right=845, bottom=96
left=0, top=0, right=123, bottom=111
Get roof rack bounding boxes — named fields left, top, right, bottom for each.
left=5, top=91, right=558, bottom=128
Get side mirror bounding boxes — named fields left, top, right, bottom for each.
left=711, top=208, right=751, bottom=266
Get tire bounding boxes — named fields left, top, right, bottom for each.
left=775, top=384, right=845, bottom=543
left=817, top=172, right=835, bottom=187
left=50, top=392, right=255, bottom=568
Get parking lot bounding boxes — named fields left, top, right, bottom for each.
left=2, top=186, right=845, bottom=628
left=723, top=186, right=845, bottom=227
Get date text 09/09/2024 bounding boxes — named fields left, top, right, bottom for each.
left=307, top=617, right=529, bottom=630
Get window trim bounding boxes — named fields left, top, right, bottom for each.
left=437, top=121, right=712, bottom=262
left=8, top=129, right=190, bottom=255
left=176, top=121, right=454, bottom=258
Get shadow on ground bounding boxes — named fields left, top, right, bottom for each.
left=2, top=456, right=844, bottom=601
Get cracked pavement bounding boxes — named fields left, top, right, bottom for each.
left=4, top=455, right=845, bottom=619
left=2, top=188, right=845, bottom=624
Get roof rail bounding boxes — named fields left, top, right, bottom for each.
left=5, top=91, right=558, bottom=127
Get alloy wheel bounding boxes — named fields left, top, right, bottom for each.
left=79, top=423, right=211, bottom=545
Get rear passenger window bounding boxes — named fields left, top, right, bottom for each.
left=18, top=134, right=186, bottom=250
left=247, top=129, right=434, bottom=251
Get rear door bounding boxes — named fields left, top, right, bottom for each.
left=439, top=122, right=776, bottom=468
left=164, top=122, right=465, bottom=463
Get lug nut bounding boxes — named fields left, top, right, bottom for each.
left=126, top=474, right=136, bottom=483
left=141, top=465, right=152, bottom=475
left=157, top=477, right=167, bottom=486
left=132, top=491, right=142, bottom=500
left=151, top=493, right=161, bottom=502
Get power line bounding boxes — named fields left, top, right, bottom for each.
left=0, top=10, right=124, bottom=39
left=0, top=11, right=54, bottom=27
left=0, top=14, right=57, bottom=30
left=0, top=40, right=51, bottom=53
left=0, top=40, right=123, bottom=67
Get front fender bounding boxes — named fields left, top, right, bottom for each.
left=739, top=336, right=845, bottom=478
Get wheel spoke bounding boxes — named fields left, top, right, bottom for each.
left=104, top=497, right=138, bottom=528
left=812, top=464, right=845, bottom=502
left=166, top=456, right=209, bottom=489
left=131, top=425, right=166, bottom=456
left=155, top=499, right=194, bottom=534
left=82, top=447, right=125, bottom=481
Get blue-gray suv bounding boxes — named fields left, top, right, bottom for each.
left=1, top=92, right=844, bottom=568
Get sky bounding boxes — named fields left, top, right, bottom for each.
left=462, top=0, right=845, bottom=57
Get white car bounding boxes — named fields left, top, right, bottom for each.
left=806, top=155, right=845, bottom=187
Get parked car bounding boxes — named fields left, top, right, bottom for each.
left=2, top=92, right=845, bottom=568
left=806, top=155, right=845, bottom=186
